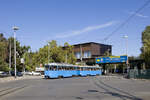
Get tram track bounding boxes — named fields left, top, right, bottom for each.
left=0, top=88, right=12, bottom=93
left=0, top=85, right=28, bottom=97
left=92, top=76, right=142, bottom=100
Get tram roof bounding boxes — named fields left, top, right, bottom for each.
left=46, top=63, right=76, bottom=67
left=78, top=65, right=100, bottom=68
left=45, top=63, right=100, bottom=68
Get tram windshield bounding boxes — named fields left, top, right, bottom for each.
left=45, top=65, right=49, bottom=71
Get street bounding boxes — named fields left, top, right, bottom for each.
left=0, top=76, right=150, bottom=100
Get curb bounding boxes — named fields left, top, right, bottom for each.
left=0, top=76, right=42, bottom=83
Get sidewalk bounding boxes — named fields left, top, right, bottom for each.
left=0, top=75, right=42, bottom=83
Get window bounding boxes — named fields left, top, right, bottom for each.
left=75, top=52, right=81, bottom=59
left=83, top=51, right=91, bottom=58
left=45, top=65, right=49, bottom=71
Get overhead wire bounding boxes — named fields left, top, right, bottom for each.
left=103, top=0, right=150, bottom=41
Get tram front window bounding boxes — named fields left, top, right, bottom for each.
left=45, top=65, right=49, bottom=71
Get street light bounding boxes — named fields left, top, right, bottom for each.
left=123, top=35, right=129, bottom=73
left=12, top=26, right=19, bottom=78
left=9, top=39, right=11, bottom=75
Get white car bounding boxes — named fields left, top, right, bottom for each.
left=22, top=72, right=33, bottom=75
left=31, top=71, right=41, bottom=76
left=0, top=71, right=4, bottom=74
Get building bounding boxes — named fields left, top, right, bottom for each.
left=72, top=42, right=112, bottom=64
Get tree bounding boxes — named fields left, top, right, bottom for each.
left=49, top=40, right=65, bottom=63
left=29, top=40, right=65, bottom=70
left=23, top=51, right=35, bottom=71
left=141, top=26, right=150, bottom=68
left=0, top=33, right=9, bottom=71
left=27, top=40, right=76, bottom=71
left=0, top=33, right=30, bottom=72
left=64, top=42, right=76, bottom=64
left=7, top=37, right=30, bottom=71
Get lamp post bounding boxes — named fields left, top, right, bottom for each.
left=123, top=35, right=129, bottom=73
left=13, top=26, right=19, bottom=78
left=9, top=39, right=11, bottom=75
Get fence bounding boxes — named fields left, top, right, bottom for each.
left=128, top=69, right=150, bottom=79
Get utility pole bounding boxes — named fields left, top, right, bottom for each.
left=9, top=39, right=11, bottom=75
left=65, top=53, right=67, bottom=63
left=48, top=41, right=49, bottom=64
left=13, top=26, right=19, bottom=78
left=80, top=45, right=82, bottom=63
left=64, top=44, right=68, bottom=63
left=123, top=35, right=128, bottom=73
left=143, top=45, right=146, bottom=69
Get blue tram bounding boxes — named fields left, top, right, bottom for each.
left=44, top=63, right=101, bottom=79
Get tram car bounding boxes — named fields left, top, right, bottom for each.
left=44, top=63, right=101, bottom=79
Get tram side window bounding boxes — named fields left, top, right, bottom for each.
left=58, top=66, right=62, bottom=70
left=64, top=67, right=67, bottom=70
left=49, top=67, right=52, bottom=70
left=53, top=66, right=57, bottom=71
left=49, top=66, right=57, bottom=71
left=69, top=67, right=71, bottom=70
left=86, top=68, right=88, bottom=71
left=62, top=67, right=65, bottom=70
left=89, top=68, right=91, bottom=71
left=71, top=67, right=74, bottom=70
left=49, top=66, right=56, bottom=71
left=81, top=68, right=84, bottom=71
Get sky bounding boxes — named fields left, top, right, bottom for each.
left=0, top=0, right=150, bottom=56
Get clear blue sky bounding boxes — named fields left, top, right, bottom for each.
left=0, top=0, right=150, bottom=56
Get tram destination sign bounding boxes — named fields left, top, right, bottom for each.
left=96, top=56, right=127, bottom=64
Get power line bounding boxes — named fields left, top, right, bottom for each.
left=103, top=0, right=150, bottom=41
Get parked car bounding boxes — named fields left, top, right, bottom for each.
left=21, top=71, right=41, bottom=76
left=11, top=71, right=23, bottom=76
left=0, top=71, right=3, bottom=74
left=0, top=71, right=9, bottom=77
left=17, top=72, right=23, bottom=76
left=31, top=71, right=41, bottom=76
left=22, top=72, right=33, bottom=75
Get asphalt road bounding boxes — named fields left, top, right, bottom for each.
left=0, top=76, right=150, bottom=100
